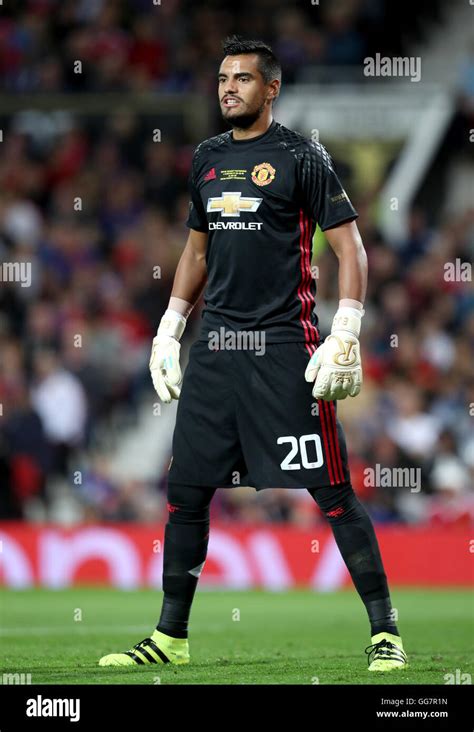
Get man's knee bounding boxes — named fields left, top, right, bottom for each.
left=166, top=483, right=215, bottom=524
left=307, top=482, right=368, bottom=525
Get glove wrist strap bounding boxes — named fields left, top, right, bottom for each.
left=332, top=306, right=364, bottom=338
left=157, top=309, right=187, bottom=341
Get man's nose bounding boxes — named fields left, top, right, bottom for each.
left=224, top=82, right=238, bottom=96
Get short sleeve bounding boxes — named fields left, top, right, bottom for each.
left=185, top=154, right=209, bottom=233
left=298, top=141, right=358, bottom=232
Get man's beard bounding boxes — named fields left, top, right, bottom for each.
left=221, top=102, right=265, bottom=130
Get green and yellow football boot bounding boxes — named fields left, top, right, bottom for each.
left=365, top=632, right=408, bottom=672
left=99, top=630, right=190, bottom=667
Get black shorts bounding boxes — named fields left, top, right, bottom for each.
left=168, top=339, right=351, bottom=490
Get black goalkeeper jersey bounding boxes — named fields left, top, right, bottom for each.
left=186, top=119, right=358, bottom=344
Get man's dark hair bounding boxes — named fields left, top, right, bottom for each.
left=222, top=35, right=282, bottom=86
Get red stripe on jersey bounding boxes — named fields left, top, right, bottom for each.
left=318, top=398, right=335, bottom=485
left=298, top=212, right=319, bottom=353
left=329, top=401, right=345, bottom=481
left=308, top=344, right=338, bottom=485
left=302, top=217, right=319, bottom=345
left=301, top=213, right=312, bottom=340
left=322, top=400, right=343, bottom=484
left=298, top=210, right=312, bottom=355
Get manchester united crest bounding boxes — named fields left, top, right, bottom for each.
left=251, top=162, right=276, bottom=186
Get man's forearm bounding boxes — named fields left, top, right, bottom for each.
left=149, top=237, right=208, bottom=401
left=169, top=240, right=208, bottom=317
left=333, top=240, right=367, bottom=335
left=336, top=233, right=367, bottom=306
left=324, top=222, right=368, bottom=306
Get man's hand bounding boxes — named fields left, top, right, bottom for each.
left=305, top=307, right=363, bottom=400
left=149, top=310, right=187, bottom=403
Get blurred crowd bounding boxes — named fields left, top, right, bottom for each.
left=0, top=111, right=192, bottom=520
left=1, top=0, right=444, bottom=93
left=0, top=0, right=472, bottom=527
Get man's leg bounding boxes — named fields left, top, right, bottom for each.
left=307, top=481, right=408, bottom=670
left=99, top=482, right=215, bottom=666
left=156, top=482, right=216, bottom=638
left=307, top=481, right=398, bottom=636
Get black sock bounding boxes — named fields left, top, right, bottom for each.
left=156, top=483, right=216, bottom=639
left=308, top=482, right=399, bottom=638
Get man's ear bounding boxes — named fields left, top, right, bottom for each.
left=268, top=80, right=280, bottom=103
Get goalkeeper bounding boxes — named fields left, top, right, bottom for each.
left=99, top=35, right=407, bottom=673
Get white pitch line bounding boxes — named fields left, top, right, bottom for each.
left=0, top=625, right=150, bottom=636
left=0, top=622, right=233, bottom=637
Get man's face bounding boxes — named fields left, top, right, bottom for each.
left=218, top=54, right=272, bottom=128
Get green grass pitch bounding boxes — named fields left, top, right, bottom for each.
left=0, top=588, right=472, bottom=685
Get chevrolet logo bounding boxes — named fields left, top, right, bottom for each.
left=207, top=192, right=263, bottom=217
